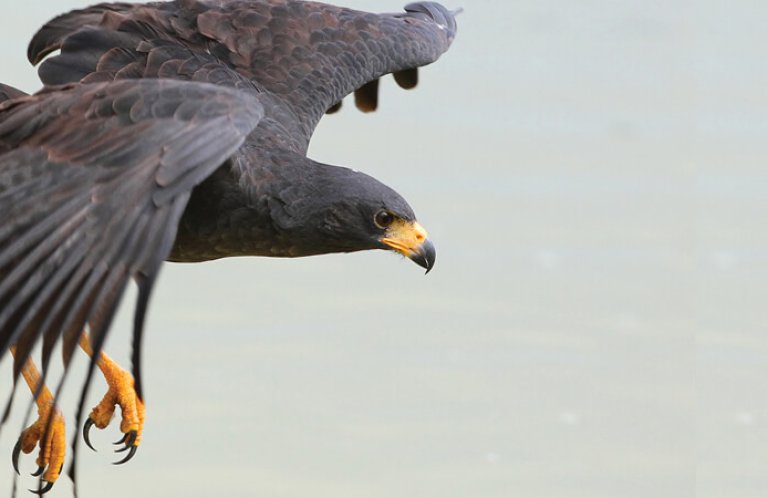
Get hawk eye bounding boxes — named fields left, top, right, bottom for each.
left=374, top=210, right=395, bottom=229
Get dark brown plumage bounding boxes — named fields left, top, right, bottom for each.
left=0, top=0, right=456, bottom=492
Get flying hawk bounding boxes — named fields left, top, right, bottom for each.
left=0, top=0, right=457, bottom=493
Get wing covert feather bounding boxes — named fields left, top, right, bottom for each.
left=29, top=0, right=458, bottom=146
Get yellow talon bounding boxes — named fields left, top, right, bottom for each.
left=80, top=333, right=144, bottom=455
left=10, top=347, right=66, bottom=487
left=10, top=333, right=144, bottom=492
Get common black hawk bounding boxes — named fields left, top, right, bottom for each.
left=0, top=0, right=458, bottom=493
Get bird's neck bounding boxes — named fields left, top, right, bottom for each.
left=169, top=150, right=359, bottom=262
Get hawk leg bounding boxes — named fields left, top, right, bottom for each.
left=10, top=347, right=66, bottom=494
left=9, top=331, right=144, bottom=494
left=79, top=332, right=144, bottom=464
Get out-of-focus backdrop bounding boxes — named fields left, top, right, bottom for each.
left=0, top=1, right=764, bottom=497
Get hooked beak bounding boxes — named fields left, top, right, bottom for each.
left=380, top=221, right=436, bottom=274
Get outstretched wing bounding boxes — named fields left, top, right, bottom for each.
left=191, top=0, right=458, bottom=127
left=28, top=0, right=458, bottom=149
left=0, top=79, right=263, bottom=401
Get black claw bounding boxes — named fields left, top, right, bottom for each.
left=12, top=438, right=22, bottom=475
left=28, top=480, right=54, bottom=495
left=30, top=466, right=44, bottom=477
left=114, top=431, right=137, bottom=453
left=124, top=431, right=137, bottom=447
left=112, top=435, right=126, bottom=445
left=83, top=418, right=97, bottom=452
left=112, top=445, right=137, bottom=465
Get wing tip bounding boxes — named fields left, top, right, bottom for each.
left=393, top=68, right=419, bottom=90
left=403, top=2, right=459, bottom=41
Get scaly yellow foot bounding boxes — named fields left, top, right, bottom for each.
left=80, top=334, right=144, bottom=464
left=10, top=348, right=66, bottom=494
left=12, top=403, right=66, bottom=493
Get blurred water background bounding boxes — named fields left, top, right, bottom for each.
left=0, top=1, right=765, bottom=497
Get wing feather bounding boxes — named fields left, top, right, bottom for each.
left=0, top=83, right=27, bottom=102
left=0, top=78, right=263, bottom=402
left=28, top=0, right=458, bottom=149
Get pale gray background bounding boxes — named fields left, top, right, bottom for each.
left=0, top=1, right=765, bottom=497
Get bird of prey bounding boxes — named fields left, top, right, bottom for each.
left=0, top=0, right=457, bottom=493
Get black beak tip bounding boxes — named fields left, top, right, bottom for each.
left=410, top=239, right=436, bottom=274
